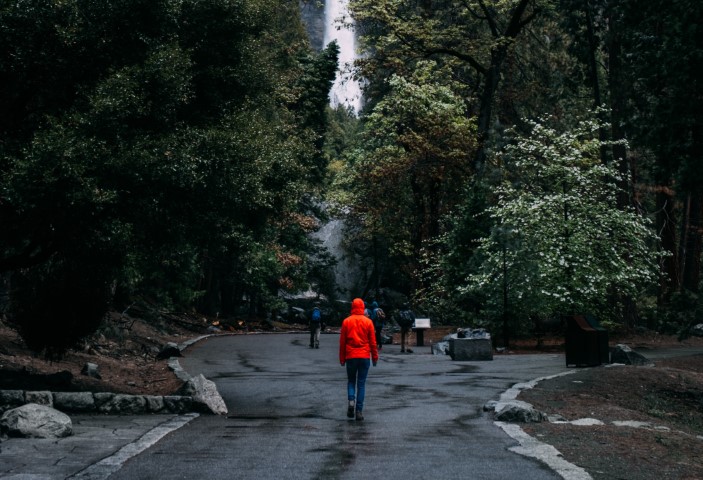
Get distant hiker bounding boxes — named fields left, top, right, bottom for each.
left=370, top=301, right=386, bottom=350
left=397, top=304, right=415, bottom=353
left=339, top=298, right=379, bottom=421
left=310, top=303, right=322, bottom=349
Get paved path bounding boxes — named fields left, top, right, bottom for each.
left=8, top=333, right=689, bottom=479
left=110, top=333, right=569, bottom=480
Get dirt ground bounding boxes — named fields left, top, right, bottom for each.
left=1, top=317, right=702, bottom=479
left=0, top=311, right=224, bottom=396
left=518, top=334, right=703, bottom=480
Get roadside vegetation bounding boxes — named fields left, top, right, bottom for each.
left=1, top=0, right=701, bottom=357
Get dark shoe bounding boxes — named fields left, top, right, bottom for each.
left=407, top=348, right=413, bottom=353
left=315, top=345, right=319, bottom=349
left=355, top=410, right=364, bottom=421
left=347, top=401, right=355, bottom=418
left=400, top=349, right=405, bottom=353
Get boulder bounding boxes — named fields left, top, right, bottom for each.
left=0, top=403, right=72, bottom=438
left=494, top=400, right=546, bottom=423
left=156, top=342, right=182, bottom=360
left=691, top=323, right=703, bottom=337
left=432, top=341, right=450, bottom=355
left=81, top=362, right=102, bottom=379
left=610, top=344, right=653, bottom=366
left=177, top=374, right=228, bottom=415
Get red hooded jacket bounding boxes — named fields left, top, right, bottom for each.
left=339, top=298, right=379, bottom=364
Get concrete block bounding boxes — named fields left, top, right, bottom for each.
left=449, top=338, right=493, bottom=361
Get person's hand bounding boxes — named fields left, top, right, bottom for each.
left=340, top=362, right=345, bottom=366
left=372, top=361, right=377, bottom=367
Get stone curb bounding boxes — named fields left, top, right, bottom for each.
left=493, top=369, right=593, bottom=480
left=0, top=334, right=217, bottom=416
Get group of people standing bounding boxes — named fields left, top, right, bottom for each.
left=310, top=298, right=415, bottom=421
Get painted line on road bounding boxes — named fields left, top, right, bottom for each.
left=496, top=369, right=592, bottom=480
left=68, top=413, right=199, bottom=480
left=496, top=422, right=592, bottom=480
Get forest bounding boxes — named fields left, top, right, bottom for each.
left=0, top=0, right=701, bottom=356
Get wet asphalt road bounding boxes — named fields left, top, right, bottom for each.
left=108, top=333, right=569, bottom=480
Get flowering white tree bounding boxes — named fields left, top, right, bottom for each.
left=463, top=116, right=660, bottom=332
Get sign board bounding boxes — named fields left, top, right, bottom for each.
left=413, top=318, right=431, bottom=329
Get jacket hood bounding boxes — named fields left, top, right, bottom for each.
left=351, top=298, right=365, bottom=315
left=371, top=301, right=378, bottom=308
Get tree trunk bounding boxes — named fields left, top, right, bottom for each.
left=656, top=186, right=679, bottom=303
left=473, top=0, right=535, bottom=174
left=682, top=190, right=703, bottom=292
left=584, top=0, right=609, bottom=163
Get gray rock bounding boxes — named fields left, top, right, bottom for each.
left=483, top=400, right=498, bottom=412
left=93, top=392, right=115, bottom=409
left=0, top=390, right=25, bottom=412
left=610, top=344, right=653, bottom=366
left=144, top=395, right=165, bottom=413
left=97, top=394, right=147, bottom=414
left=163, top=395, right=193, bottom=414
left=177, top=374, right=228, bottom=415
left=432, top=341, right=449, bottom=355
left=81, top=362, right=102, bottom=379
left=156, top=342, right=182, bottom=360
left=25, top=390, right=53, bottom=407
left=691, top=323, right=703, bottom=337
left=168, top=358, right=192, bottom=382
left=494, top=400, right=546, bottom=423
left=53, top=391, right=95, bottom=412
left=0, top=403, right=72, bottom=438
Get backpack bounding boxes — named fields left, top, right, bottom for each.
left=311, top=308, right=321, bottom=323
left=372, top=307, right=385, bottom=329
left=398, top=310, right=413, bottom=328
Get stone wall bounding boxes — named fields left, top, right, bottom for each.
left=0, top=389, right=197, bottom=415
left=0, top=334, right=220, bottom=416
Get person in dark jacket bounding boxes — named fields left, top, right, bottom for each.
left=370, top=301, right=385, bottom=350
left=339, top=298, right=379, bottom=421
left=397, top=303, right=415, bottom=353
left=310, top=303, right=322, bottom=349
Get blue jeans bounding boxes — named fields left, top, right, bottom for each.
left=346, top=358, right=370, bottom=412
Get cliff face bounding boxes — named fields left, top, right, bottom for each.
left=299, top=0, right=326, bottom=50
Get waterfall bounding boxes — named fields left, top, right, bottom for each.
left=323, top=0, right=362, bottom=113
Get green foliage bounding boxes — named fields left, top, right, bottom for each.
left=416, top=182, right=492, bottom=325
left=342, top=62, right=477, bottom=290
left=461, top=115, right=661, bottom=327
left=657, top=290, right=703, bottom=338
left=10, top=254, right=115, bottom=360
left=0, top=0, right=335, bottom=352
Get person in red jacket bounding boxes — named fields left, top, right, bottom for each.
left=339, top=297, right=379, bottom=421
